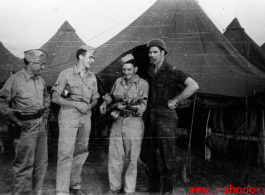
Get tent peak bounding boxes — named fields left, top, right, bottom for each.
left=226, top=18, right=244, bottom=30
left=57, top=20, right=76, bottom=32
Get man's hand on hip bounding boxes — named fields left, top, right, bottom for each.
left=167, top=99, right=179, bottom=109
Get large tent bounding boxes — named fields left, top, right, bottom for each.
left=93, top=0, right=265, bottom=99
left=0, top=42, right=23, bottom=85
left=261, top=43, right=265, bottom=56
left=92, top=0, right=265, bottom=162
left=40, top=20, right=88, bottom=86
left=223, top=18, right=265, bottom=75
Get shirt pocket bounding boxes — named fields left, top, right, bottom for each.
left=156, top=82, right=170, bottom=103
left=68, top=79, right=82, bottom=95
left=83, top=82, right=94, bottom=99
left=17, top=89, right=35, bottom=107
left=19, top=90, right=35, bottom=99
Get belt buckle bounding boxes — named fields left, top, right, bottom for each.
left=19, top=112, right=42, bottom=120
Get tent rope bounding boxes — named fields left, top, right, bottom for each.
left=84, top=0, right=155, bottom=43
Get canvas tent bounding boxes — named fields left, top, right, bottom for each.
left=223, top=18, right=265, bottom=75
left=261, top=43, right=265, bottom=56
left=92, top=0, right=265, bottom=163
left=40, top=20, right=88, bottom=87
left=0, top=42, right=23, bottom=85
left=93, top=0, right=265, bottom=99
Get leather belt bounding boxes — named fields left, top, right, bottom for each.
left=15, top=112, right=43, bottom=121
left=120, top=111, right=136, bottom=118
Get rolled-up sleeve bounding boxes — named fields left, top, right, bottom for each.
left=52, top=71, right=68, bottom=95
left=174, top=68, right=191, bottom=85
left=136, top=81, right=149, bottom=116
left=0, top=76, right=16, bottom=115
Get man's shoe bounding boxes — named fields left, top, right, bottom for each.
left=70, top=189, right=86, bottom=195
left=137, top=186, right=161, bottom=193
left=162, top=178, right=173, bottom=195
left=105, top=189, right=123, bottom=195
left=124, top=192, right=135, bottom=195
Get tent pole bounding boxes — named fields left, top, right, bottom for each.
left=242, top=97, right=250, bottom=187
left=187, top=93, right=197, bottom=172
left=205, top=109, right=211, bottom=161
left=182, top=93, right=196, bottom=183
left=258, top=108, right=265, bottom=167
left=262, top=108, right=265, bottom=167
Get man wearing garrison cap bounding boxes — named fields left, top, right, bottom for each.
left=99, top=54, right=149, bottom=195
left=52, top=45, right=99, bottom=195
left=0, top=49, right=49, bottom=195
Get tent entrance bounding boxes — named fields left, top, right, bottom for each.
left=131, top=44, right=151, bottom=80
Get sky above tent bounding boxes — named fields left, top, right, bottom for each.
left=0, top=0, right=264, bottom=58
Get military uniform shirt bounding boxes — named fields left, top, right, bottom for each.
left=52, top=65, right=100, bottom=104
left=111, top=74, right=149, bottom=117
left=0, top=68, right=46, bottom=115
left=148, top=60, right=190, bottom=109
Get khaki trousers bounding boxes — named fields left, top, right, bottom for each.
left=56, top=107, right=91, bottom=195
left=13, top=117, right=48, bottom=195
left=108, top=116, right=144, bottom=193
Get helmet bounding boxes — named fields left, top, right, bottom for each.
left=147, top=38, right=167, bottom=55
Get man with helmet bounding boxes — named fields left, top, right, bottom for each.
left=140, top=38, right=199, bottom=195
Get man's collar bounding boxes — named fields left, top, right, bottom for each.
left=148, top=59, right=167, bottom=75
left=157, top=59, right=167, bottom=71
left=121, top=74, right=139, bottom=85
left=22, top=68, right=38, bottom=81
left=73, top=65, right=92, bottom=75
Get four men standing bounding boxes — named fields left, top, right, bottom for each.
left=0, top=39, right=198, bottom=195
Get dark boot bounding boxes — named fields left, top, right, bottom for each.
left=162, top=178, right=173, bottom=195
left=139, top=167, right=161, bottom=192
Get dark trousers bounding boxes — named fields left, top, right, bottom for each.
left=140, top=109, right=178, bottom=185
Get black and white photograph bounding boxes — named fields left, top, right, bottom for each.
left=0, top=0, right=265, bottom=194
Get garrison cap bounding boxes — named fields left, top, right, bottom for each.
left=79, top=45, right=96, bottom=57
left=121, top=54, right=134, bottom=63
left=24, top=49, right=48, bottom=63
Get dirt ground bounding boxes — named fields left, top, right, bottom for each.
left=1, top=131, right=265, bottom=195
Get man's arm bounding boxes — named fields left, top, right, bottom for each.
left=168, top=77, right=199, bottom=109
left=99, top=79, right=118, bottom=114
left=0, top=77, right=24, bottom=126
left=90, top=98, right=98, bottom=109
left=99, top=93, right=114, bottom=114
left=52, top=91, right=91, bottom=113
